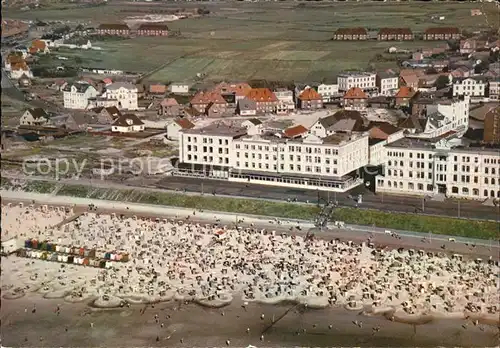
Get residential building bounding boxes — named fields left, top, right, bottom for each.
left=111, top=114, right=145, bottom=133
left=245, top=88, right=278, bottom=114
left=159, top=98, right=181, bottom=117
left=237, top=98, right=257, bottom=116
left=273, top=88, right=295, bottom=112
left=167, top=118, right=195, bottom=140
left=169, top=83, right=190, bottom=94
left=18, top=73, right=31, bottom=87
left=333, top=27, right=367, bottom=41
left=9, top=61, right=33, bottom=79
left=488, top=80, right=500, bottom=100
left=205, top=102, right=230, bottom=118
left=377, top=28, right=413, bottom=41
left=297, top=88, right=323, bottom=110
left=395, top=86, right=417, bottom=108
left=343, top=87, right=368, bottom=110
left=459, top=39, right=477, bottom=54
left=376, top=72, right=399, bottom=96
left=149, top=84, right=167, bottom=95
left=90, top=106, right=121, bottom=124
left=62, top=82, right=98, bottom=109
left=30, top=39, right=50, bottom=54
left=309, top=110, right=364, bottom=138
left=367, top=122, right=405, bottom=166
left=337, top=72, right=377, bottom=92
left=241, top=119, right=263, bottom=136
left=190, top=91, right=227, bottom=113
left=19, top=108, right=50, bottom=126
left=376, top=138, right=499, bottom=200
left=423, top=27, right=460, bottom=41
left=136, top=23, right=168, bottom=36
left=451, top=66, right=472, bottom=79
left=213, top=82, right=252, bottom=102
left=97, top=23, right=130, bottom=36
left=283, top=125, right=308, bottom=139
left=315, top=83, right=339, bottom=102
left=4, top=53, right=25, bottom=71
left=101, top=82, right=139, bottom=110
left=452, top=77, right=487, bottom=97
left=483, top=106, right=500, bottom=144
left=177, top=123, right=368, bottom=192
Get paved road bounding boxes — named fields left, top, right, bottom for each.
left=155, top=176, right=500, bottom=221
left=2, top=193, right=498, bottom=260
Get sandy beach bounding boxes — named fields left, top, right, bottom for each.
left=1, top=201, right=499, bottom=347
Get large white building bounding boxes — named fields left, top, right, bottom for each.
left=488, top=80, right=499, bottom=100
left=376, top=72, right=399, bottom=96
left=337, top=72, right=377, bottom=92
left=101, top=82, right=138, bottom=110
left=452, top=77, right=487, bottom=97
left=315, top=83, right=339, bottom=102
left=178, top=123, right=369, bottom=192
left=408, top=96, right=470, bottom=140
left=62, top=82, right=98, bottom=109
left=376, top=138, right=500, bottom=200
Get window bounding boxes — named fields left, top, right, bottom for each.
left=427, top=184, right=433, bottom=191
left=462, top=187, right=469, bottom=194
left=418, top=184, right=423, bottom=190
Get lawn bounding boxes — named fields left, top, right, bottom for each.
left=8, top=1, right=497, bottom=82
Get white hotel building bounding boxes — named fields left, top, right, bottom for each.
left=337, top=72, right=377, bottom=92
left=452, top=77, right=487, bottom=98
left=62, top=82, right=98, bottom=109
left=178, top=123, right=369, bottom=192
left=376, top=138, right=500, bottom=200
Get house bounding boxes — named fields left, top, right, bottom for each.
left=30, top=39, right=50, bottom=54
left=283, top=125, right=308, bottom=139
left=245, top=88, right=278, bottom=114
left=423, top=27, right=460, bottom=41
left=166, top=118, right=195, bottom=140
left=149, top=84, right=167, bottom=96
left=309, top=110, right=364, bottom=138
left=111, top=114, right=145, bottom=133
left=297, top=88, right=323, bottom=110
left=90, top=106, right=122, bottom=124
left=18, top=73, right=31, bottom=87
left=241, top=118, right=263, bottom=135
left=459, top=39, right=477, bottom=54
left=376, top=71, right=399, bottom=96
left=367, top=122, right=403, bottom=142
left=136, top=23, right=168, bottom=36
left=315, top=83, right=339, bottom=102
left=333, top=27, right=367, bottom=40
left=483, top=106, right=500, bottom=144
left=62, top=82, right=99, bottom=109
left=49, top=79, right=68, bottom=91
left=205, top=102, right=230, bottom=118
left=273, top=88, right=295, bottom=112
left=102, top=78, right=113, bottom=86
left=190, top=91, right=227, bottom=113
left=237, top=98, right=257, bottom=116
left=19, top=108, right=50, bottom=126
left=169, top=83, right=190, bottom=94
left=395, top=86, right=417, bottom=107
left=159, top=98, right=182, bottom=116
left=102, top=82, right=139, bottom=110
left=342, top=87, right=368, bottom=110
left=9, top=62, right=33, bottom=79
left=488, top=80, right=500, bottom=100
left=213, top=82, right=252, bottom=102
left=450, top=66, right=472, bottom=79
left=470, top=9, right=482, bottom=16
left=338, top=72, right=377, bottom=92
left=452, top=77, right=487, bottom=97
left=97, top=23, right=130, bottom=36
left=377, top=28, right=413, bottom=41
left=399, top=71, right=421, bottom=89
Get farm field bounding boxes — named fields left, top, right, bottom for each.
left=7, top=1, right=499, bottom=83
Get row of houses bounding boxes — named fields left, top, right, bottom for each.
left=333, top=27, right=460, bottom=41
left=96, top=23, right=169, bottom=37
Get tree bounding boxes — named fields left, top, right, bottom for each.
left=434, top=75, right=450, bottom=90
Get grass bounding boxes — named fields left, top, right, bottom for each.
left=8, top=1, right=496, bottom=82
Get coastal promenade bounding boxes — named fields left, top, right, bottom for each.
left=2, top=190, right=498, bottom=259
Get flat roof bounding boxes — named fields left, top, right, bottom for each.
left=181, top=123, right=247, bottom=137
left=238, top=131, right=366, bottom=146
left=386, top=137, right=500, bottom=156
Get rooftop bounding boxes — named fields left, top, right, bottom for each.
left=181, top=123, right=247, bottom=137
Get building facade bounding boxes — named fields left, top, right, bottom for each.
left=452, top=77, right=487, bottom=97
left=489, top=80, right=500, bottom=100
left=377, top=28, right=413, bottom=41
left=315, top=83, right=339, bottom=102
left=297, top=88, right=323, bottom=110
left=102, top=82, right=139, bottom=110
left=136, top=23, right=169, bottom=36
left=423, top=27, right=460, bottom=41
left=376, top=72, right=399, bottom=96
left=483, top=107, right=500, bottom=144
left=97, top=24, right=130, bottom=36
left=62, top=82, right=98, bottom=109
left=333, top=27, right=368, bottom=40
left=245, top=88, right=278, bottom=114
left=376, top=138, right=500, bottom=200
left=338, top=72, right=377, bottom=92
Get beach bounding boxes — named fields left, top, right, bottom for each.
left=1, top=200, right=499, bottom=347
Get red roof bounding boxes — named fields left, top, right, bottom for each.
left=298, top=88, right=322, bottom=101
left=245, top=88, right=278, bottom=103
left=213, top=82, right=252, bottom=97
left=174, top=118, right=195, bottom=129
left=425, top=27, right=460, bottom=35
left=284, top=125, right=308, bottom=138
left=161, top=98, right=179, bottom=107
left=378, top=28, right=412, bottom=35
left=102, top=78, right=112, bottom=85
left=190, top=91, right=227, bottom=105
left=149, top=84, right=166, bottom=94
left=395, top=86, right=415, bottom=99
left=343, top=87, right=367, bottom=99
left=335, top=27, right=367, bottom=36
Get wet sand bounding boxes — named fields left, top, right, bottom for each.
left=1, top=293, right=498, bottom=348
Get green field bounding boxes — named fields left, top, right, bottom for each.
left=8, top=1, right=498, bottom=83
